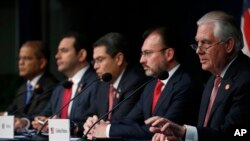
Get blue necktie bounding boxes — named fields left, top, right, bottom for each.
left=26, top=82, right=33, bottom=105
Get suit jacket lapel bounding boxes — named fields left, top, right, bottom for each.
left=209, top=78, right=232, bottom=120
left=113, top=68, right=133, bottom=109
left=198, top=53, right=241, bottom=126
left=145, top=80, right=157, bottom=116
left=153, top=67, right=181, bottom=115
left=70, top=68, right=92, bottom=117
left=153, top=82, right=172, bottom=115
left=197, top=76, right=214, bottom=126
left=100, top=83, right=110, bottom=116
left=208, top=58, right=239, bottom=123
left=18, top=85, right=27, bottom=106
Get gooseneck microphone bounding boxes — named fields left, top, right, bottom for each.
left=32, top=73, right=112, bottom=140
left=62, top=80, right=74, bottom=89
left=157, top=71, right=169, bottom=80
left=8, top=79, right=75, bottom=117
left=8, top=88, right=38, bottom=115
left=79, top=71, right=169, bottom=141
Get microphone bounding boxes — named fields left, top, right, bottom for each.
left=157, top=70, right=169, bottom=80
left=8, top=83, right=44, bottom=113
left=100, top=73, right=112, bottom=82
left=8, top=80, right=74, bottom=117
left=62, top=80, right=74, bottom=89
left=31, top=73, right=112, bottom=140
left=79, top=71, right=169, bottom=141
left=55, top=73, right=111, bottom=117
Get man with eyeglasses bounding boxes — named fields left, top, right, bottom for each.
left=83, top=27, right=203, bottom=140
left=82, top=32, right=148, bottom=138
left=190, top=40, right=225, bottom=53
left=146, top=11, right=250, bottom=141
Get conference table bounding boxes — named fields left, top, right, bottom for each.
left=0, top=135, right=151, bottom=141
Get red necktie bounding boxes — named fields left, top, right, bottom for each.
left=108, top=84, right=115, bottom=120
left=203, top=75, right=222, bottom=127
left=61, top=81, right=73, bottom=119
left=151, top=80, right=164, bottom=113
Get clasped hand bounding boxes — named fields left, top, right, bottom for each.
left=83, top=115, right=109, bottom=140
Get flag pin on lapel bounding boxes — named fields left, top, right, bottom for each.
left=77, top=83, right=83, bottom=93
left=225, top=84, right=230, bottom=90
left=116, top=88, right=121, bottom=99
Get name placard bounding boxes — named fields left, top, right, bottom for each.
left=0, top=116, right=14, bottom=139
left=48, top=119, right=70, bottom=141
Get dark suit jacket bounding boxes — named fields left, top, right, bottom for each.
left=7, top=71, right=58, bottom=118
left=84, top=66, right=149, bottom=121
left=110, top=66, right=203, bottom=139
left=39, top=67, right=99, bottom=137
left=197, top=52, right=250, bottom=141
left=40, top=67, right=99, bottom=123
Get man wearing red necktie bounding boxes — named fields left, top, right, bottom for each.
left=84, top=27, right=204, bottom=140
left=32, top=32, right=99, bottom=137
left=83, top=32, right=149, bottom=138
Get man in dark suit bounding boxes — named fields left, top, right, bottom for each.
left=0, top=41, right=58, bottom=132
left=84, top=27, right=203, bottom=140
left=83, top=32, right=148, bottom=136
left=32, top=32, right=99, bottom=136
left=146, top=11, right=250, bottom=141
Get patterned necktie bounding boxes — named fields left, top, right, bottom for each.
left=108, top=84, right=116, bottom=120
left=61, top=81, right=73, bottom=119
left=25, top=82, right=33, bottom=105
left=151, top=80, right=164, bottom=113
left=203, top=75, right=222, bottom=127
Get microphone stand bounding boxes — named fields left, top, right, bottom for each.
left=78, top=78, right=155, bottom=141
left=79, top=71, right=169, bottom=141
left=31, top=73, right=112, bottom=141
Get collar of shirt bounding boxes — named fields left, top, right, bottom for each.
left=70, top=65, right=90, bottom=84
left=160, top=64, right=180, bottom=86
left=67, top=65, right=90, bottom=116
left=219, top=55, right=237, bottom=78
left=28, top=73, right=44, bottom=89
left=112, top=68, right=126, bottom=90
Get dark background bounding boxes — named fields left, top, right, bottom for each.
left=0, top=0, right=243, bottom=110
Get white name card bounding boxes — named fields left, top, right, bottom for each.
left=0, top=116, right=14, bottom=139
left=48, top=119, right=70, bottom=141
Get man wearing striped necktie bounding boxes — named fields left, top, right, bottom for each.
left=146, top=11, right=250, bottom=141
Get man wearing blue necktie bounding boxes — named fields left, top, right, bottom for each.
left=0, top=41, right=58, bottom=132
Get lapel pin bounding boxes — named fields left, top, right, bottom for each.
left=77, top=83, right=83, bottom=93
left=116, top=88, right=122, bottom=99
left=225, top=84, right=230, bottom=90
left=116, top=93, right=120, bottom=99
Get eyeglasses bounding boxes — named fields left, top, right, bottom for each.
left=190, top=41, right=224, bottom=53
left=91, top=57, right=105, bottom=66
left=141, top=48, right=168, bottom=57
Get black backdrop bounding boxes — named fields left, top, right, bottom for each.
left=0, top=0, right=243, bottom=110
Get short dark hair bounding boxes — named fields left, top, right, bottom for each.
left=143, top=26, right=184, bottom=63
left=21, top=40, right=50, bottom=69
left=93, top=32, right=130, bottom=62
left=60, top=31, right=91, bottom=61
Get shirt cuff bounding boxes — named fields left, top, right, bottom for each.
left=184, top=125, right=198, bottom=141
left=3, top=111, right=8, bottom=116
left=106, top=124, right=111, bottom=137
